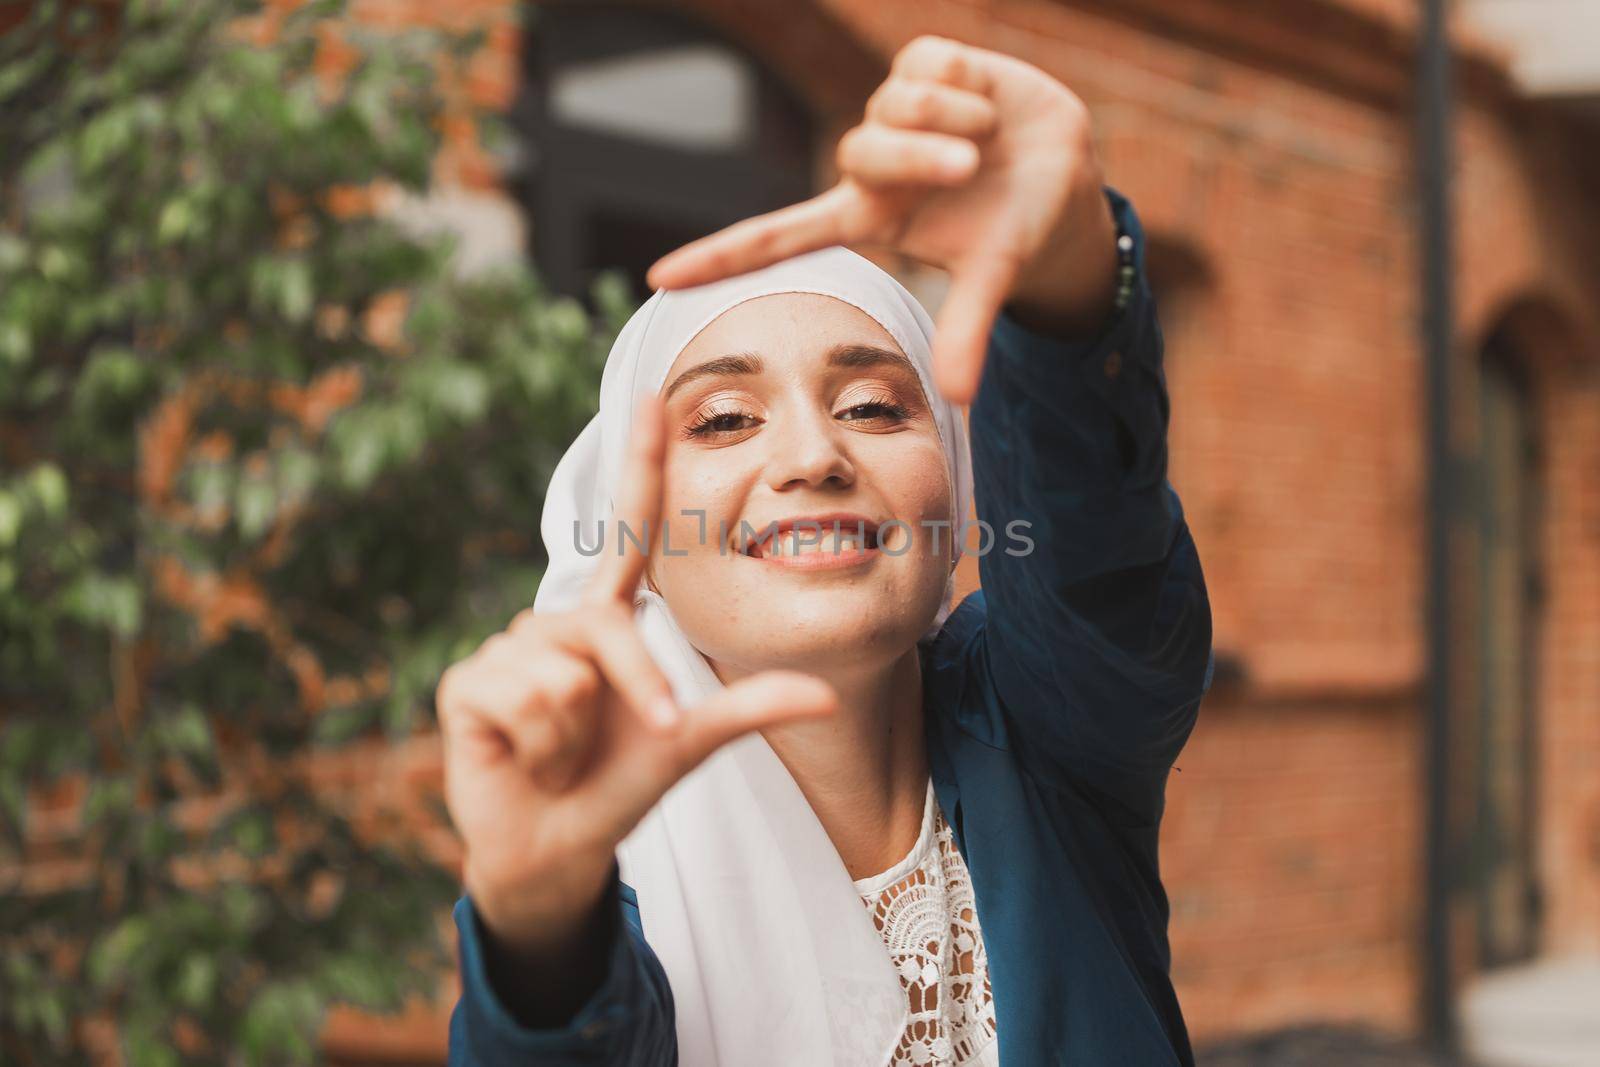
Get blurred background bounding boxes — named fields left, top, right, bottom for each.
left=0, top=0, right=1595, bottom=1064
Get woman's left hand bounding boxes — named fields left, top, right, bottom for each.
left=645, top=35, right=1118, bottom=404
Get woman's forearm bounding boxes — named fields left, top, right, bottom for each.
left=1002, top=161, right=1121, bottom=343
left=968, top=186, right=1214, bottom=819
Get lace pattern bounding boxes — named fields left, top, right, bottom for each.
left=854, top=783, right=999, bottom=1066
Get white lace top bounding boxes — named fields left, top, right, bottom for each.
left=853, top=781, right=1001, bottom=1067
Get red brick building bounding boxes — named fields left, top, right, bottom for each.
left=325, top=0, right=1600, bottom=1060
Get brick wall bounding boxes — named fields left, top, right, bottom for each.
left=314, top=0, right=1600, bottom=1057
left=780, top=0, right=1600, bottom=1042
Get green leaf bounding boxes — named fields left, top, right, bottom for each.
left=317, top=952, right=396, bottom=1008
left=188, top=461, right=233, bottom=518
left=279, top=257, right=313, bottom=323
left=127, top=1033, right=180, bottom=1067
left=276, top=446, right=319, bottom=505
left=62, top=572, right=142, bottom=637
left=33, top=985, right=70, bottom=1045
left=0, top=769, right=26, bottom=834
left=0, top=320, right=31, bottom=366
left=83, top=777, right=136, bottom=825
left=153, top=702, right=212, bottom=760
left=0, top=233, right=26, bottom=272
left=156, top=197, right=192, bottom=244
left=241, top=981, right=320, bottom=1067
left=28, top=464, right=68, bottom=518
left=230, top=808, right=275, bottom=858
left=74, top=346, right=151, bottom=411
left=236, top=476, right=276, bottom=539
left=333, top=412, right=385, bottom=490
left=0, top=492, right=20, bottom=547
left=425, top=361, right=489, bottom=421
left=174, top=953, right=218, bottom=1011
left=88, top=916, right=154, bottom=990
left=311, top=702, right=378, bottom=746
left=78, top=105, right=135, bottom=172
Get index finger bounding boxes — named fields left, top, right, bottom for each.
left=644, top=185, right=853, bottom=291
left=587, top=394, right=668, bottom=605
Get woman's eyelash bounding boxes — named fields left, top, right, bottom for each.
left=685, top=407, right=758, bottom=436
left=838, top=399, right=911, bottom=422
left=684, top=397, right=912, bottom=438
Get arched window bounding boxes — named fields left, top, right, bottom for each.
left=1471, top=329, right=1543, bottom=968
left=519, top=5, right=815, bottom=299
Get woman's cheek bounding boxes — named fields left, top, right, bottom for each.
left=658, top=458, right=745, bottom=564
left=881, top=441, right=956, bottom=553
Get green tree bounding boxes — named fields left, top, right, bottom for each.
left=0, top=1, right=630, bottom=1062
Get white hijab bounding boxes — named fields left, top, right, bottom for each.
left=532, top=247, right=975, bottom=1066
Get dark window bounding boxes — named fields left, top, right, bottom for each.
left=518, top=4, right=815, bottom=300
left=1472, top=336, right=1543, bottom=968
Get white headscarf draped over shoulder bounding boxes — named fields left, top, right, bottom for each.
left=533, top=247, right=975, bottom=1066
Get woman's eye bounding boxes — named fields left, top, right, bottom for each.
left=838, top=400, right=910, bottom=423
left=686, top=410, right=759, bottom=437
left=685, top=398, right=910, bottom=437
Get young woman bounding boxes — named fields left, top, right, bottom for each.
left=438, top=36, right=1213, bottom=1067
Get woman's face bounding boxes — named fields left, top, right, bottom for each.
left=647, top=292, right=955, bottom=677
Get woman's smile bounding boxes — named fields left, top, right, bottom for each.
left=743, top=532, right=880, bottom=570
left=737, top=512, right=885, bottom=571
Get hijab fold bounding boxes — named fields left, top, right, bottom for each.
left=533, top=247, right=975, bottom=1066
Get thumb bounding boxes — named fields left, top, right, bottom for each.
left=678, top=671, right=838, bottom=764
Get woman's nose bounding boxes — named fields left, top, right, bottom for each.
left=762, top=408, right=855, bottom=491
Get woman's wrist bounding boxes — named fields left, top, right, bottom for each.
left=468, top=849, right=616, bottom=959
left=469, top=854, right=620, bottom=1028
left=1002, top=178, right=1120, bottom=343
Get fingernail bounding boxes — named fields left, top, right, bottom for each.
left=649, top=695, right=681, bottom=730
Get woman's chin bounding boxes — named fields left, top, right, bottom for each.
left=661, top=559, right=949, bottom=675
left=706, top=596, right=942, bottom=674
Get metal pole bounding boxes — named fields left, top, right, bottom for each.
left=1419, top=0, right=1459, bottom=1054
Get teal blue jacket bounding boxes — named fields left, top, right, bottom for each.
left=448, top=187, right=1214, bottom=1066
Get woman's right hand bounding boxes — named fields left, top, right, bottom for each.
left=436, top=395, right=839, bottom=958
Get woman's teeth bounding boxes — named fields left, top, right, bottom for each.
left=760, top=531, right=868, bottom=558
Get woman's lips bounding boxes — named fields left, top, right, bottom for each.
left=739, top=518, right=884, bottom=571
left=745, top=540, right=881, bottom=571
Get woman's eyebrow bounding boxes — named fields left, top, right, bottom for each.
left=663, top=353, right=763, bottom=400
left=662, top=343, right=917, bottom=401
left=825, top=343, right=918, bottom=377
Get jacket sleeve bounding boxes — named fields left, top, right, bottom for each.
left=447, top=872, right=676, bottom=1066
left=968, top=184, right=1214, bottom=827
